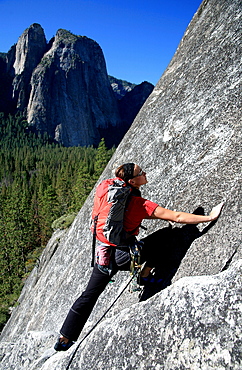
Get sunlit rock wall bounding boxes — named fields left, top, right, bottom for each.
left=0, top=0, right=241, bottom=369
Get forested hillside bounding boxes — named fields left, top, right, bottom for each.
left=0, top=113, right=114, bottom=329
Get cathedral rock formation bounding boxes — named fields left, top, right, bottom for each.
left=0, top=0, right=241, bottom=368
left=0, top=24, right=47, bottom=113
left=26, top=29, right=122, bottom=147
left=1, top=25, right=153, bottom=147
left=12, top=23, right=47, bottom=111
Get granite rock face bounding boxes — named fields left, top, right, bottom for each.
left=0, top=25, right=47, bottom=113
left=11, top=23, right=47, bottom=110
left=0, top=0, right=241, bottom=368
left=1, top=25, right=152, bottom=147
left=118, top=81, right=154, bottom=132
left=40, top=260, right=242, bottom=370
left=109, top=75, right=136, bottom=100
left=27, top=29, right=121, bottom=147
left=2, top=24, right=48, bottom=112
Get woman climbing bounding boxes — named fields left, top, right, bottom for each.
left=54, top=162, right=224, bottom=351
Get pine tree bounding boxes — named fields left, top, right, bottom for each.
left=38, top=185, right=60, bottom=244
left=94, top=138, right=110, bottom=179
left=71, top=164, right=95, bottom=212
left=0, top=114, right=116, bottom=330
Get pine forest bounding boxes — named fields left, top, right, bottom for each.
left=0, top=113, right=115, bottom=330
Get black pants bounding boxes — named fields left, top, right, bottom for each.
left=60, top=238, right=162, bottom=341
left=60, top=262, right=121, bottom=340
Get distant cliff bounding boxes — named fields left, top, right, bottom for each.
left=0, top=0, right=241, bottom=369
left=26, top=28, right=122, bottom=147
left=118, top=81, right=154, bottom=131
left=0, top=24, right=48, bottom=114
left=0, top=25, right=153, bottom=147
left=12, top=23, right=47, bottom=111
left=108, top=75, right=136, bottom=99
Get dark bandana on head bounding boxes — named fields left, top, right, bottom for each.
left=123, top=163, right=135, bottom=183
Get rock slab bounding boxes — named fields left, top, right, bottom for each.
left=0, top=0, right=241, bottom=369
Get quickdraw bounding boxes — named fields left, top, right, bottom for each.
left=129, top=240, right=143, bottom=291
left=129, top=240, right=142, bottom=273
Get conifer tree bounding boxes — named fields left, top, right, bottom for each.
left=94, top=138, right=110, bottom=179
left=71, top=164, right=94, bottom=212
left=0, top=114, right=116, bottom=329
left=39, top=185, right=60, bottom=244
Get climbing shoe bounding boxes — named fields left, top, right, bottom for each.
left=139, top=275, right=163, bottom=286
left=54, top=338, right=74, bottom=351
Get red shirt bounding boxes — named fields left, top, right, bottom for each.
left=96, top=192, right=158, bottom=266
left=123, top=196, right=158, bottom=235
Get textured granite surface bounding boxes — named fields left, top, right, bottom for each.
left=0, top=0, right=241, bottom=368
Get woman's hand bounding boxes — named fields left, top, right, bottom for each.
left=209, top=202, right=224, bottom=221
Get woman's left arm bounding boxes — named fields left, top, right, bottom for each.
left=150, top=202, right=224, bottom=224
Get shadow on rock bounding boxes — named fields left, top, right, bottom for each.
left=139, top=207, right=217, bottom=302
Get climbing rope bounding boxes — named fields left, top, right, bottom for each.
left=65, top=269, right=139, bottom=370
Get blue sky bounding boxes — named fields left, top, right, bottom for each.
left=0, top=0, right=202, bottom=85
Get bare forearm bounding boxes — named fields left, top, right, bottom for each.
left=170, top=211, right=212, bottom=224
left=152, top=202, right=224, bottom=224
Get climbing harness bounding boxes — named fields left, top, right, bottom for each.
left=65, top=267, right=140, bottom=370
